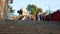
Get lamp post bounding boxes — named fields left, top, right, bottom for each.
left=44, top=4, right=51, bottom=21
left=49, top=5, right=51, bottom=21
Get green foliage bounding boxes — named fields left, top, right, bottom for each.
left=10, top=0, right=13, bottom=4
left=26, top=4, right=42, bottom=15
left=26, top=4, right=38, bottom=14
left=38, top=8, right=42, bottom=12
left=10, top=7, right=15, bottom=13
left=10, top=10, right=15, bottom=13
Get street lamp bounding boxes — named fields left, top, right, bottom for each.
left=44, top=4, right=51, bottom=21
left=49, top=5, right=51, bottom=21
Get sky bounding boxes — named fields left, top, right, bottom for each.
left=10, top=0, right=60, bottom=15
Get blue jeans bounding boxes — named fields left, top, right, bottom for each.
left=39, top=15, right=44, bottom=21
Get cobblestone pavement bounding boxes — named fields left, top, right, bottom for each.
left=0, top=20, right=60, bottom=34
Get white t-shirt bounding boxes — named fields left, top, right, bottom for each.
left=37, top=12, right=42, bottom=21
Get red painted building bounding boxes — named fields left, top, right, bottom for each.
left=45, top=10, right=60, bottom=21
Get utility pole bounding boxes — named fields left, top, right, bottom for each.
left=44, top=4, right=51, bottom=21
left=48, top=6, right=51, bottom=21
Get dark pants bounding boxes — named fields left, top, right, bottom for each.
left=39, top=15, right=44, bottom=21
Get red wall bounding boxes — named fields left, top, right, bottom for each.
left=45, top=10, right=60, bottom=21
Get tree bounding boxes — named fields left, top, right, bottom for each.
left=26, top=4, right=43, bottom=20
left=26, top=4, right=39, bottom=20
left=38, top=8, right=42, bottom=13
left=10, top=10, right=15, bottom=13
left=26, top=4, right=38, bottom=15
left=10, top=7, right=15, bottom=13
left=8, top=0, right=13, bottom=4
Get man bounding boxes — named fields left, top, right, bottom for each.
left=38, top=12, right=44, bottom=21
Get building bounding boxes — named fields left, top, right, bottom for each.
left=18, top=7, right=30, bottom=20
left=0, top=0, right=5, bottom=19
left=9, top=16, right=19, bottom=20
left=20, top=8, right=30, bottom=16
left=0, top=0, right=13, bottom=20
left=45, top=10, right=60, bottom=21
